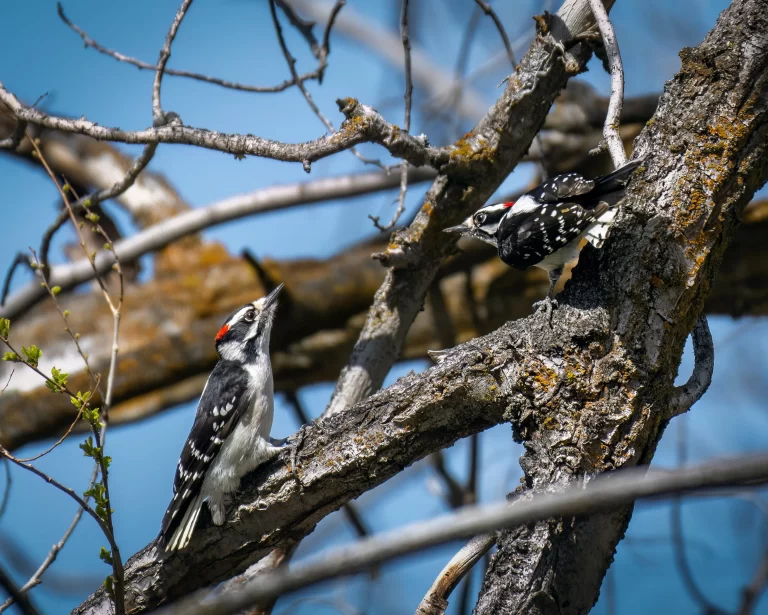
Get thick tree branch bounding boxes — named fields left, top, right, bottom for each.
left=474, top=0, right=768, bottom=611
left=325, top=0, right=617, bottom=415
left=0, top=85, right=448, bottom=171
left=154, top=454, right=768, bottom=615
left=4, top=199, right=768, bottom=452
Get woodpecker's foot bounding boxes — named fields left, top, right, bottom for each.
left=533, top=296, right=558, bottom=326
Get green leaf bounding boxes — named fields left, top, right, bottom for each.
left=86, top=212, right=100, bottom=223
left=21, top=345, right=42, bottom=368
left=63, top=310, right=70, bottom=317
left=51, top=366, right=68, bottom=388
left=103, top=575, right=115, bottom=598
left=99, top=546, right=113, bottom=566
left=102, top=455, right=112, bottom=470
left=51, top=286, right=61, bottom=296
left=2, top=352, right=20, bottom=363
left=79, top=436, right=99, bottom=459
left=62, top=184, right=71, bottom=193
left=0, top=318, right=9, bottom=339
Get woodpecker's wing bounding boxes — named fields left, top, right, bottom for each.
left=159, top=361, right=249, bottom=542
left=526, top=173, right=595, bottom=203
left=499, top=200, right=609, bottom=268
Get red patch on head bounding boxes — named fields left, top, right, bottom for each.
left=504, top=201, right=515, bottom=208
left=215, top=324, right=229, bottom=342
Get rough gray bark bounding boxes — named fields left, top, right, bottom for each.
left=473, top=1, right=768, bottom=612
left=326, top=0, right=616, bottom=414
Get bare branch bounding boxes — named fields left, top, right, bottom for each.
left=56, top=3, right=325, bottom=94
left=587, top=0, right=627, bottom=167
left=153, top=0, right=194, bottom=126
left=0, top=84, right=447, bottom=170
left=371, top=0, right=413, bottom=230
left=668, top=314, right=714, bottom=418
left=473, top=1, right=516, bottom=67
left=158, top=454, right=768, bottom=615
left=0, top=564, right=39, bottom=615
left=0, top=166, right=435, bottom=320
left=0, top=464, right=99, bottom=614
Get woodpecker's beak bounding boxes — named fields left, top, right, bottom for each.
left=443, top=223, right=472, bottom=235
left=262, top=283, right=284, bottom=310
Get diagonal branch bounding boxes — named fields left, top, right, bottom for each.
left=0, top=166, right=435, bottom=321
left=159, top=454, right=768, bottom=615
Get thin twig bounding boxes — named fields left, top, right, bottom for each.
left=0, top=446, right=117, bottom=551
left=153, top=0, right=194, bottom=126
left=274, top=0, right=321, bottom=58
left=56, top=2, right=324, bottom=94
left=0, top=564, right=39, bottom=615
left=473, top=1, right=515, bottom=67
left=587, top=0, right=626, bottom=168
left=0, top=254, right=32, bottom=307
left=158, top=454, right=768, bottom=615
left=0, top=463, right=100, bottom=614
left=268, top=0, right=381, bottom=171
left=26, top=141, right=126, bottom=611
left=738, top=548, right=768, bottom=615
left=370, top=0, right=413, bottom=231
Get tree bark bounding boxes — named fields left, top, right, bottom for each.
left=473, top=1, right=768, bottom=612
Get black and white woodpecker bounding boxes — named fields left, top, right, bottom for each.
left=159, top=284, right=286, bottom=552
left=444, top=159, right=642, bottom=313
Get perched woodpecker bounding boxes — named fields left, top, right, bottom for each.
left=159, top=284, right=285, bottom=552
left=444, top=159, right=642, bottom=312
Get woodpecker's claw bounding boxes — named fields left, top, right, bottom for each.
left=533, top=296, right=558, bottom=327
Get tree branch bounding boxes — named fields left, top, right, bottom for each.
left=0, top=167, right=435, bottom=321
left=668, top=314, right=715, bottom=419
left=0, top=85, right=448, bottom=171
left=587, top=0, right=627, bottom=167
left=325, top=0, right=616, bottom=415
left=159, top=454, right=768, bottom=615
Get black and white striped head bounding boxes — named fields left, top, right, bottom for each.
left=215, top=284, right=282, bottom=363
left=443, top=202, right=513, bottom=247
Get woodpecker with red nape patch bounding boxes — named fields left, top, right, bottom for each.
left=444, top=159, right=642, bottom=317
left=159, top=284, right=286, bottom=552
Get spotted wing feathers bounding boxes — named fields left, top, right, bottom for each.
left=527, top=173, right=595, bottom=203
left=498, top=201, right=609, bottom=269
left=159, top=360, right=248, bottom=546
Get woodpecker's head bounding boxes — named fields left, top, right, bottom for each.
left=215, top=284, right=283, bottom=362
left=443, top=202, right=513, bottom=247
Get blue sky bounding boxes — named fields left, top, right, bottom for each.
left=2, top=1, right=767, bottom=614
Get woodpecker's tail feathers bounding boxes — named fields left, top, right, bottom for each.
left=585, top=208, right=617, bottom=248
left=594, top=158, right=644, bottom=195
left=165, top=492, right=204, bottom=552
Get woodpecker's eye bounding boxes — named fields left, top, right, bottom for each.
left=475, top=213, right=487, bottom=226
left=244, top=309, right=256, bottom=322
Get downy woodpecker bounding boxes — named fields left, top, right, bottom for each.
left=444, top=159, right=642, bottom=313
left=160, top=284, right=285, bottom=552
